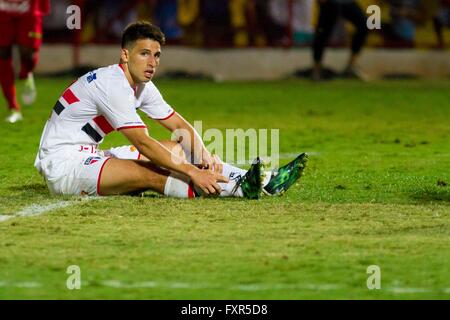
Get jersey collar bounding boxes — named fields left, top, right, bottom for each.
left=118, top=63, right=137, bottom=94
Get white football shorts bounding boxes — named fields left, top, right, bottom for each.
left=38, top=145, right=140, bottom=196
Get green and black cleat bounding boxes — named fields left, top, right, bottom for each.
left=263, top=153, right=308, bottom=196
left=232, top=157, right=265, bottom=199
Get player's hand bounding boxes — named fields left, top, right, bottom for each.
left=200, top=151, right=223, bottom=173
left=189, top=168, right=229, bottom=195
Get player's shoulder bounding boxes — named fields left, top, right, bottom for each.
left=80, top=64, right=131, bottom=92
left=141, top=80, right=162, bottom=96
left=94, top=64, right=125, bottom=82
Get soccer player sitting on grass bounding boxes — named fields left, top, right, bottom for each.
left=34, top=21, right=308, bottom=199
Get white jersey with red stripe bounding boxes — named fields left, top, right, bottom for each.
left=34, top=64, right=174, bottom=172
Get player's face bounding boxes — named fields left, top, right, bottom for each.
left=125, top=39, right=161, bottom=83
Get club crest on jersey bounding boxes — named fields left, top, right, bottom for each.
left=87, top=72, right=97, bottom=83
left=84, top=157, right=102, bottom=165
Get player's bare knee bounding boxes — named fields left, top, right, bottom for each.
left=160, top=140, right=186, bottom=161
left=171, top=143, right=186, bottom=161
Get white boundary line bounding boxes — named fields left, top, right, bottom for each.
left=96, top=280, right=341, bottom=291
left=0, top=279, right=449, bottom=295
left=0, top=197, right=100, bottom=223
left=94, top=281, right=450, bottom=294
left=0, top=281, right=42, bottom=288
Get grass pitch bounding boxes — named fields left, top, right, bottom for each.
left=0, top=78, right=449, bottom=299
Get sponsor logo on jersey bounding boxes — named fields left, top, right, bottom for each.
left=84, top=156, right=102, bottom=165
left=87, top=72, right=97, bottom=83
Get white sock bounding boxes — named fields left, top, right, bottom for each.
left=222, top=163, right=246, bottom=179
left=218, top=163, right=245, bottom=197
left=262, top=171, right=272, bottom=187
left=163, top=172, right=243, bottom=198
left=163, top=174, right=196, bottom=198
left=218, top=180, right=243, bottom=197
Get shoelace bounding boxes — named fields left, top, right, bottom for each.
left=230, top=173, right=244, bottom=195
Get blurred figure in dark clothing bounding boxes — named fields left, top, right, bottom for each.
left=154, top=0, right=183, bottom=44
left=381, top=0, right=426, bottom=48
left=312, top=0, right=369, bottom=81
left=433, top=0, right=450, bottom=49
left=201, top=0, right=232, bottom=47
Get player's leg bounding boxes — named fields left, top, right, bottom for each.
left=98, top=158, right=172, bottom=196
left=341, top=2, right=369, bottom=80
left=433, top=7, right=450, bottom=49
left=433, top=15, right=444, bottom=49
left=157, top=141, right=265, bottom=197
left=142, top=140, right=185, bottom=161
left=102, top=141, right=201, bottom=197
left=0, top=45, right=22, bottom=122
left=17, top=14, right=43, bottom=105
left=101, top=141, right=265, bottom=198
left=312, top=1, right=339, bottom=80
left=42, top=150, right=196, bottom=198
left=101, top=141, right=186, bottom=162
left=156, top=142, right=308, bottom=198
left=0, top=14, right=21, bottom=122
left=99, top=156, right=264, bottom=199
left=98, top=142, right=195, bottom=197
left=18, top=45, right=38, bottom=105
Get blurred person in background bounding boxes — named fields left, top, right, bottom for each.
left=229, top=0, right=251, bottom=47
left=177, top=0, right=203, bottom=46
left=433, top=0, right=450, bottom=49
left=41, top=0, right=70, bottom=42
left=201, top=0, right=232, bottom=47
left=291, top=0, right=314, bottom=46
left=0, top=0, right=50, bottom=123
left=311, top=0, right=368, bottom=81
left=97, top=0, right=139, bottom=42
left=267, top=0, right=314, bottom=46
left=251, top=0, right=287, bottom=46
left=153, top=0, right=183, bottom=44
left=381, top=0, right=426, bottom=48
left=228, top=0, right=279, bottom=47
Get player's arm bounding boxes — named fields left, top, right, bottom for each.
left=157, top=112, right=222, bottom=172
left=120, top=127, right=227, bottom=194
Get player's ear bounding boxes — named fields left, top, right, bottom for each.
left=120, top=48, right=129, bottom=63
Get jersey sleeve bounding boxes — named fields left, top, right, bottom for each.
left=139, top=82, right=175, bottom=120
left=96, top=78, right=146, bottom=131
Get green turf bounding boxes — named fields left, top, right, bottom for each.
left=0, top=78, right=449, bottom=299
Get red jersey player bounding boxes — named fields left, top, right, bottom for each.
left=0, top=0, right=50, bottom=123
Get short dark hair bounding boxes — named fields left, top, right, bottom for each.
left=121, top=21, right=166, bottom=48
